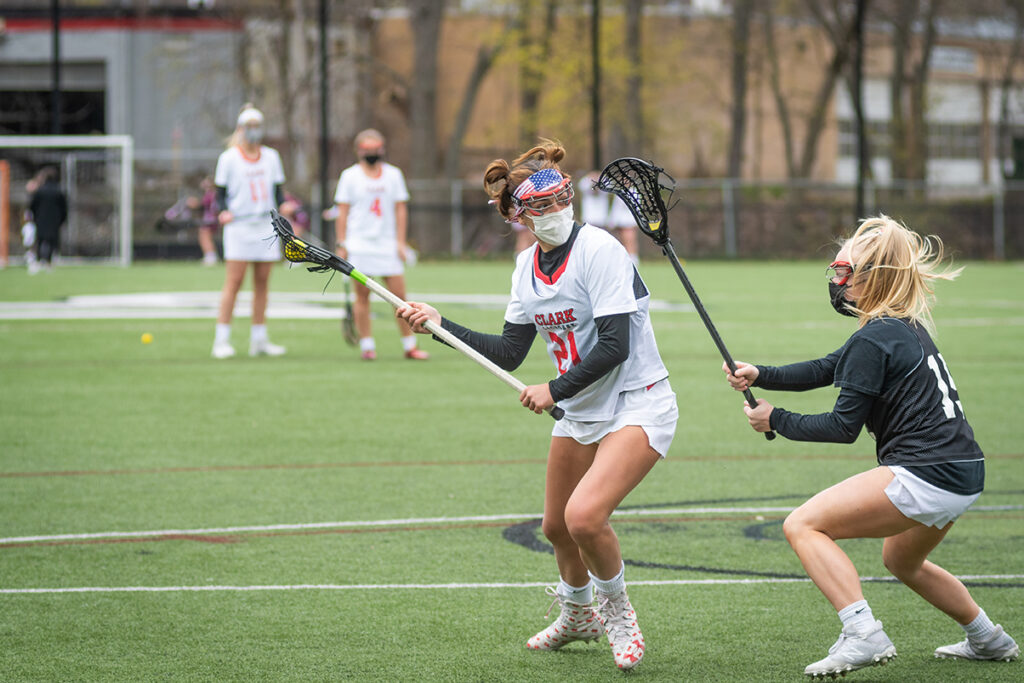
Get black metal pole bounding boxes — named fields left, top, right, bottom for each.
left=591, top=0, right=601, bottom=169
left=318, top=0, right=330, bottom=243
left=853, top=0, right=868, bottom=218
left=51, top=0, right=62, bottom=134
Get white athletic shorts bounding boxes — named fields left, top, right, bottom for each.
left=348, top=250, right=404, bottom=278
left=551, top=379, right=678, bottom=457
left=223, top=218, right=282, bottom=262
left=884, top=465, right=981, bottom=528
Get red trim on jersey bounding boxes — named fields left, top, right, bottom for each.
left=533, top=245, right=571, bottom=285
left=236, top=146, right=262, bottom=163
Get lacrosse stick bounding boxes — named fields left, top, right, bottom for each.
left=596, top=158, right=775, bottom=440
left=269, top=210, right=564, bottom=420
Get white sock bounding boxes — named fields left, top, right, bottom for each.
left=359, top=337, right=375, bottom=353
left=250, top=324, right=268, bottom=342
left=401, top=335, right=418, bottom=352
left=838, top=600, right=875, bottom=634
left=215, top=323, right=231, bottom=344
left=589, top=563, right=626, bottom=597
left=963, top=608, right=997, bottom=642
left=557, top=578, right=593, bottom=605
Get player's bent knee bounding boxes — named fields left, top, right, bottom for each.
left=881, top=549, right=920, bottom=581
left=563, top=506, right=608, bottom=546
left=541, top=517, right=572, bottom=546
left=782, top=510, right=812, bottom=545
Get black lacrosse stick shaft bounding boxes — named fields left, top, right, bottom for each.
left=661, top=240, right=776, bottom=440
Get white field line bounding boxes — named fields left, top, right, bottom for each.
left=2, top=504, right=1020, bottom=546
left=3, top=575, right=1024, bottom=595
left=0, top=291, right=693, bottom=320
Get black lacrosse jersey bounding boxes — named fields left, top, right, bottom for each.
left=834, top=318, right=983, bottom=468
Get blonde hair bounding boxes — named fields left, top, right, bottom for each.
left=482, top=138, right=569, bottom=222
left=227, top=102, right=259, bottom=149
left=842, top=215, right=962, bottom=334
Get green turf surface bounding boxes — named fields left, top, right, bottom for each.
left=1, top=259, right=1021, bottom=681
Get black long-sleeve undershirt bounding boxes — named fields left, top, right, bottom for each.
left=437, top=313, right=631, bottom=402
left=214, top=184, right=286, bottom=213
left=754, top=354, right=869, bottom=443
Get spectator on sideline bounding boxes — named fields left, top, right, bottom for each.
left=397, top=139, right=678, bottom=671
left=725, top=216, right=1020, bottom=677
left=210, top=103, right=297, bottom=359
left=197, top=175, right=220, bottom=266
left=27, top=167, right=67, bottom=273
left=333, top=128, right=427, bottom=361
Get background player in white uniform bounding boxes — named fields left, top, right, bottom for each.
left=211, top=105, right=297, bottom=359
left=726, top=217, right=1019, bottom=678
left=397, top=140, right=678, bottom=671
left=579, top=170, right=640, bottom=265
left=334, top=129, right=428, bottom=361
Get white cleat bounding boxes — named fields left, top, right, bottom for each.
left=804, top=621, right=896, bottom=678
left=249, top=339, right=286, bottom=357
left=934, top=625, right=1019, bottom=662
left=596, top=590, right=645, bottom=670
left=526, top=586, right=601, bottom=651
left=211, top=341, right=236, bottom=359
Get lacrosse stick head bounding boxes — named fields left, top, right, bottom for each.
left=595, top=158, right=675, bottom=246
left=270, top=210, right=353, bottom=275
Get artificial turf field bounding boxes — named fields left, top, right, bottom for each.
left=1, top=258, right=1021, bottom=682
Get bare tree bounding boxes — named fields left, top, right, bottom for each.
left=997, top=2, right=1024, bottom=173
left=606, top=0, right=644, bottom=161
left=876, top=0, right=942, bottom=181
left=519, top=0, right=559, bottom=147
left=445, top=13, right=519, bottom=179
left=728, top=0, right=754, bottom=179
left=408, top=0, right=446, bottom=179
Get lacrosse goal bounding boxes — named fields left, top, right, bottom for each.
left=0, top=135, right=134, bottom=266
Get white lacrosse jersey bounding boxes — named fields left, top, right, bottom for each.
left=334, top=163, right=410, bottom=256
left=579, top=178, right=610, bottom=227
left=214, top=146, right=286, bottom=225
left=505, top=224, right=669, bottom=421
left=608, top=195, right=635, bottom=228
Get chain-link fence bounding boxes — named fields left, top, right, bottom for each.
left=6, top=153, right=1021, bottom=262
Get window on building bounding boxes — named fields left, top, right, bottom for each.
left=0, top=90, right=105, bottom=136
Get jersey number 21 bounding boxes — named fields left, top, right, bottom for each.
left=549, top=331, right=580, bottom=375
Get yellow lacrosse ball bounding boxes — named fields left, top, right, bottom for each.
left=141, top=333, right=154, bottom=344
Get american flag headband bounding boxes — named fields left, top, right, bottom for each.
left=509, top=168, right=572, bottom=219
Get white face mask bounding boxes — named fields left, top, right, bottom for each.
left=529, top=205, right=574, bottom=246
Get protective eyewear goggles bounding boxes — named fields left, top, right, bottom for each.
left=826, top=260, right=855, bottom=286
left=512, top=177, right=574, bottom=217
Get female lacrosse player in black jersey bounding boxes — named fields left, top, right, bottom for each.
left=725, top=216, right=1018, bottom=678
left=397, top=140, right=678, bottom=671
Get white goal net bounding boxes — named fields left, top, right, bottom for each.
left=0, top=135, right=134, bottom=266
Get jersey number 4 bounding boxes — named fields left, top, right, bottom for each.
left=926, top=353, right=964, bottom=419
left=549, top=331, right=581, bottom=375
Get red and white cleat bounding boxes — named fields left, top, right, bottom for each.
left=527, top=586, right=601, bottom=651
left=596, top=590, right=645, bottom=670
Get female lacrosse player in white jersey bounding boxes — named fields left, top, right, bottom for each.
left=334, top=129, right=428, bottom=361
left=210, top=104, right=297, bottom=359
left=397, top=140, right=678, bottom=671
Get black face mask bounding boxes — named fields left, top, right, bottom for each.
left=361, top=154, right=381, bottom=165
left=828, top=281, right=859, bottom=317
